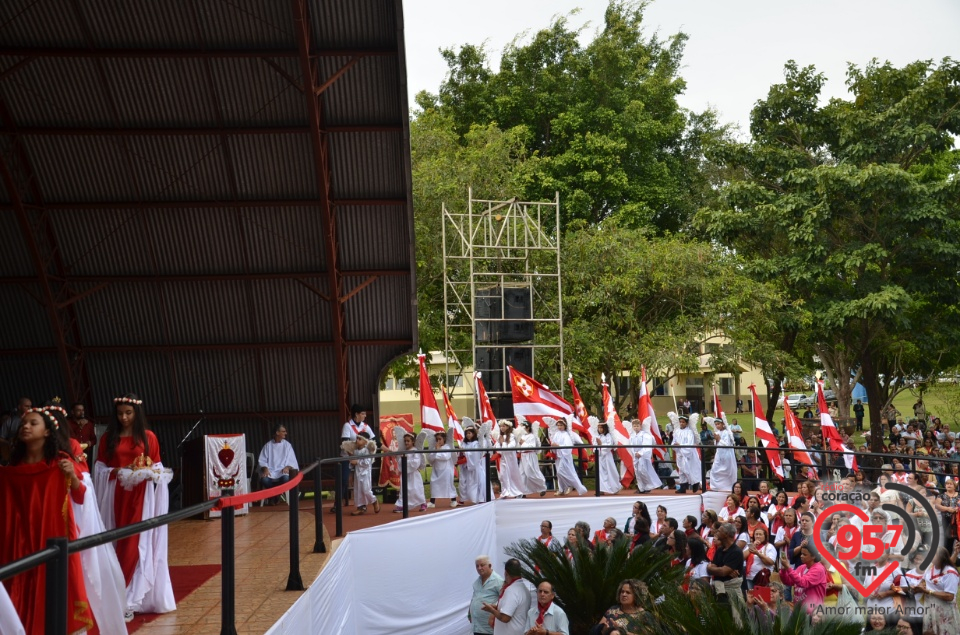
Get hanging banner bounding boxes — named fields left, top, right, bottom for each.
left=205, top=433, right=249, bottom=518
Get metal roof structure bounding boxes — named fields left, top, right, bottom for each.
left=0, top=0, right=417, bottom=466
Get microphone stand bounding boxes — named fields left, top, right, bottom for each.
left=174, top=411, right=205, bottom=512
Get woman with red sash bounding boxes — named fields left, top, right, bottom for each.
left=94, top=394, right=175, bottom=618
left=0, top=408, right=94, bottom=634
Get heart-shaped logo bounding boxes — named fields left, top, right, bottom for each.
left=813, top=503, right=898, bottom=599
left=218, top=443, right=235, bottom=468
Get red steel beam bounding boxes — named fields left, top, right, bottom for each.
left=0, top=47, right=397, bottom=59
left=0, top=340, right=413, bottom=355
left=0, top=109, right=78, bottom=400
left=292, top=0, right=350, bottom=423
left=1, top=125, right=399, bottom=135
left=0, top=198, right=406, bottom=209
left=0, top=270, right=409, bottom=284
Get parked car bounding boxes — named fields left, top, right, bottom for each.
left=776, top=393, right=808, bottom=410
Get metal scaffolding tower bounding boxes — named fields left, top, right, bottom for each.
left=441, top=189, right=564, bottom=416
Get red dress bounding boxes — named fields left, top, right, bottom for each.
left=0, top=455, right=94, bottom=634
left=98, top=431, right=162, bottom=585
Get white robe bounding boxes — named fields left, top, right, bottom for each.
left=494, top=436, right=524, bottom=498
left=429, top=442, right=457, bottom=499
left=459, top=439, right=485, bottom=503
left=0, top=581, right=24, bottom=635
left=630, top=430, right=663, bottom=491
left=353, top=447, right=376, bottom=507
left=550, top=429, right=587, bottom=495
left=93, top=461, right=176, bottom=615
left=517, top=433, right=547, bottom=495
left=397, top=451, right=426, bottom=509
left=671, top=426, right=702, bottom=486
left=73, top=472, right=128, bottom=635
left=709, top=428, right=738, bottom=492
left=596, top=433, right=622, bottom=494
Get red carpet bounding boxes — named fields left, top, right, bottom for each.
left=126, top=564, right=221, bottom=633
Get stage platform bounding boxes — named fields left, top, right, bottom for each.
left=130, top=488, right=724, bottom=634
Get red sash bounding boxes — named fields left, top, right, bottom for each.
left=535, top=601, right=552, bottom=626
left=498, top=577, right=517, bottom=601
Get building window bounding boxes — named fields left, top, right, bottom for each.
left=685, top=377, right=704, bottom=387
left=384, top=377, right=395, bottom=391
left=719, top=377, right=734, bottom=395
left=616, top=375, right=631, bottom=396
left=652, top=378, right=667, bottom=396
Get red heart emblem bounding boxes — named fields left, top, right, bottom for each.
left=813, top=503, right=898, bottom=598
left=218, top=446, right=235, bottom=467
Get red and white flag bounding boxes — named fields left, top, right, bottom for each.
left=567, top=374, right=594, bottom=443
left=475, top=372, right=497, bottom=426
left=638, top=367, right=666, bottom=461
left=601, top=379, right=637, bottom=488
left=817, top=382, right=857, bottom=471
left=783, top=400, right=817, bottom=479
left=713, top=384, right=728, bottom=426
left=509, top=366, right=575, bottom=427
left=748, top=384, right=784, bottom=481
left=418, top=353, right=444, bottom=433
left=441, top=384, right=464, bottom=444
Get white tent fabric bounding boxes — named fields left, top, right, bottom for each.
left=267, top=495, right=703, bottom=635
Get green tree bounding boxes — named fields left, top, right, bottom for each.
left=420, top=1, right=719, bottom=232
left=696, top=58, right=960, bottom=450
left=560, top=221, right=781, bottom=410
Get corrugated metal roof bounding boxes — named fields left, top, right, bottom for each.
left=0, top=0, right=417, bottom=466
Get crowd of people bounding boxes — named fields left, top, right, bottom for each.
left=0, top=394, right=174, bottom=634
left=469, top=470, right=960, bottom=635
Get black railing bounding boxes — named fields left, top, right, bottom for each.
left=0, top=460, right=319, bottom=635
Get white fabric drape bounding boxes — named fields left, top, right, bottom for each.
left=73, top=472, right=128, bottom=634
left=266, top=496, right=702, bottom=635
left=0, top=582, right=24, bottom=635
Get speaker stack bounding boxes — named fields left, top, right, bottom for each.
left=475, top=286, right=534, bottom=418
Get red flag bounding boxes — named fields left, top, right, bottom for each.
left=784, top=400, right=817, bottom=479
left=566, top=374, right=594, bottom=442
left=601, top=379, right=637, bottom=488
left=638, top=367, right=666, bottom=460
left=817, top=382, right=857, bottom=471
left=475, top=372, right=497, bottom=425
left=441, top=384, right=464, bottom=444
left=713, top=385, right=728, bottom=426
left=418, top=353, right=444, bottom=432
left=508, top=366, right=575, bottom=428
left=748, top=384, right=785, bottom=481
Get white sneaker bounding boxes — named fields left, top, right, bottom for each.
left=450, top=501, right=458, bottom=508
left=124, top=610, right=134, bottom=623
left=426, top=502, right=436, bottom=508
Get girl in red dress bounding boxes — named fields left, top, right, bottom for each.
left=94, top=394, right=175, bottom=618
left=0, top=408, right=94, bottom=634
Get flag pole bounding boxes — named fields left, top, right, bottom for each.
left=750, top=383, right=757, bottom=447
left=669, top=381, right=678, bottom=413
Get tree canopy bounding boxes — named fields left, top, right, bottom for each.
left=697, top=58, right=960, bottom=436
left=417, top=1, right=718, bottom=233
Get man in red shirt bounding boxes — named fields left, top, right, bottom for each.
left=67, top=402, right=97, bottom=467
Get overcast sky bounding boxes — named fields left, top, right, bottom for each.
left=402, top=0, right=959, bottom=135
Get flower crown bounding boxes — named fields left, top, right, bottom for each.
left=28, top=407, right=59, bottom=431
left=114, top=396, right=143, bottom=406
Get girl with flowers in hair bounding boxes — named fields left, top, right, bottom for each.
left=0, top=407, right=94, bottom=633
left=94, top=393, right=175, bottom=619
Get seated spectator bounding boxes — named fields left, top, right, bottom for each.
left=597, top=579, right=650, bottom=634
left=258, top=424, right=299, bottom=505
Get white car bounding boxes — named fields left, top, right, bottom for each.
left=776, top=393, right=808, bottom=410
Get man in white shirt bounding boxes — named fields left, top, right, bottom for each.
left=339, top=404, right=374, bottom=508
left=258, top=424, right=299, bottom=505
left=482, top=558, right=531, bottom=635
left=524, top=581, right=569, bottom=635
